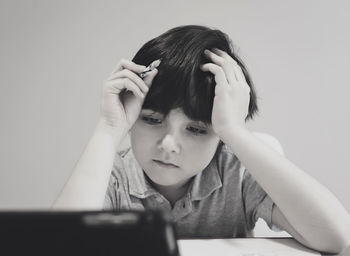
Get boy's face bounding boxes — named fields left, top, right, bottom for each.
left=130, top=108, right=221, bottom=188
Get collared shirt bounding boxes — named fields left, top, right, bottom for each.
left=103, top=144, right=281, bottom=238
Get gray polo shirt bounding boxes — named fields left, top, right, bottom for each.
left=103, top=144, right=281, bottom=238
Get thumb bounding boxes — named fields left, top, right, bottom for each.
left=143, top=68, right=159, bottom=87
left=143, top=59, right=161, bottom=87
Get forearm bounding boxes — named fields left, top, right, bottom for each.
left=52, top=120, right=126, bottom=210
left=221, top=126, right=350, bottom=249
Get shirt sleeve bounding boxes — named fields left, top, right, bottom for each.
left=103, top=171, right=119, bottom=210
left=102, top=149, right=130, bottom=210
left=242, top=169, right=282, bottom=231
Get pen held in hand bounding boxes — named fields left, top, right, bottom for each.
left=139, top=59, right=161, bottom=79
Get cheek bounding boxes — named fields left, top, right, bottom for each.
left=181, top=137, right=220, bottom=170
left=130, top=122, right=151, bottom=151
left=130, top=120, right=220, bottom=167
left=129, top=121, right=161, bottom=164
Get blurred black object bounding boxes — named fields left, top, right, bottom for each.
left=0, top=210, right=179, bottom=256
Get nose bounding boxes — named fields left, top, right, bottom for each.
left=157, top=133, right=180, bottom=154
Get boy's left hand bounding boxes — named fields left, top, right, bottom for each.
left=201, top=48, right=251, bottom=138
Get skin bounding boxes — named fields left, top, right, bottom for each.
left=54, top=47, right=350, bottom=253
left=199, top=48, right=350, bottom=253
left=130, top=108, right=221, bottom=204
left=128, top=48, right=251, bottom=204
left=131, top=48, right=350, bottom=253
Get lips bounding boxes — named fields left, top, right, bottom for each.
left=153, top=159, right=179, bottom=168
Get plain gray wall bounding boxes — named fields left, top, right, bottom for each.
left=1, top=0, right=349, bottom=221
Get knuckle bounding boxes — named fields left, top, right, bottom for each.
left=122, top=78, right=129, bottom=86
left=121, top=68, right=131, bottom=75
left=216, top=58, right=225, bottom=66
left=228, top=58, right=237, bottom=66
left=217, top=66, right=224, bottom=74
left=222, top=62, right=231, bottom=70
left=210, top=64, right=218, bottom=70
left=120, top=58, right=130, bottom=66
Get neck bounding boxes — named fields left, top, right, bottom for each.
left=145, top=175, right=192, bottom=206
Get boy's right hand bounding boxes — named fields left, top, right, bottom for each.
left=99, top=59, right=160, bottom=135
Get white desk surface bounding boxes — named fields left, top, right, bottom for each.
left=178, top=238, right=348, bottom=256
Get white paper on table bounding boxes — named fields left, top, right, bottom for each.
left=178, top=238, right=321, bottom=256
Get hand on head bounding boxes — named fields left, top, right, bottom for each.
left=99, top=59, right=161, bottom=134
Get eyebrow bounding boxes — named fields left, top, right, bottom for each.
left=141, top=110, right=210, bottom=127
left=190, top=120, right=209, bottom=127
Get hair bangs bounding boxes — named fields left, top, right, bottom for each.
left=132, top=25, right=258, bottom=124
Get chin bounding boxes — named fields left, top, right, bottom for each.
left=144, top=169, right=185, bottom=187
left=147, top=173, right=179, bottom=186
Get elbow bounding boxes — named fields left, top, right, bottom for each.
left=328, top=217, right=350, bottom=254
left=320, top=238, right=349, bottom=254
left=334, top=231, right=350, bottom=254
left=309, top=229, right=350, bottom=254
left=307, top=204, right=350, bottom=254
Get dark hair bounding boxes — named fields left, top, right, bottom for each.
left=132, top=25, right=258, bottom=124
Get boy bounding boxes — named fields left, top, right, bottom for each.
left=53, top=25, right=350, bottom=254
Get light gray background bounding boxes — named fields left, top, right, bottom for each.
left=1, top=0, right=349, bottom=226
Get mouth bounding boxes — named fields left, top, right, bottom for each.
left=152, top=160, right=179, bottom=168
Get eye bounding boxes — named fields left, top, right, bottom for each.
left=187, top=126, right=207, bottom=135
left=141, top=116, right=162, bottom=125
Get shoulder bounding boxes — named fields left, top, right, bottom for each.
left=251, top=132, right=285, bottom=156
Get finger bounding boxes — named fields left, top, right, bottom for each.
left=204, top=49, right=225, bottom=65
left=139, top=59, right=161, bottom=79
left=213, top=48, right=246, bottom=82
left=123, top=79, right=145, bottom=99
left=109, top=78, right=145, bottom=99
left=108, top=69, right=149, bottom=94
left=204, top=49, right=237, bottom=85
left=143, top=68, right=159, bottom=87
left=200, top=63, right=229, bottom=87
left=110, top=59, right=146, bottom=75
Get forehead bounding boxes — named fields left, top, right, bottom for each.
left=141, top=108, right=209, bottom=126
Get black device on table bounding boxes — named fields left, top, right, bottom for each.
left=0, top=210, right=179, bottom=256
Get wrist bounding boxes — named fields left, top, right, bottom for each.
left=216, top=122, right=247, bottom=141
left=95, top=118, right=128, bottom=146
left=219, top=125, right=252, bottom=154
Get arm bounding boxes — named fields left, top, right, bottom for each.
left=227, top=128, right=350, bottom=254
left=52, top=59, right=160, bottom=210
left=201, top=48, right=350, bottom=254
left=52, top=120, right=124, bottom=210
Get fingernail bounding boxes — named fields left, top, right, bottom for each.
left=204, top=49, right=210, bottom=55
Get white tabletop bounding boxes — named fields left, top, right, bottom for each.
left=178, top=238, right=321, bottom=256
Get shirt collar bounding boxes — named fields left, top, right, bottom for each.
left=121, top=148, right=158, bottom=199
left=121, top=147, right=223, bottom=201
left=190, top=153, right=222, bottom=201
